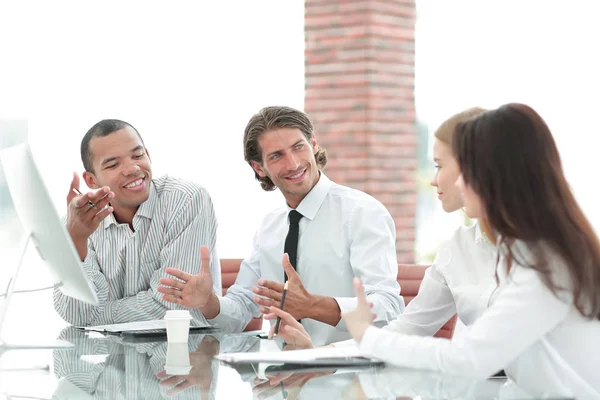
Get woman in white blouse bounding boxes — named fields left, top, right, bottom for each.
left=267, top=104, right=600, bottom=398
left=343, top=103, right=600, bottom=398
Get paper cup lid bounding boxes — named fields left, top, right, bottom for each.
left=165, top=365, right=192, bottom=375
left=164, top=310, right=192, bottom=319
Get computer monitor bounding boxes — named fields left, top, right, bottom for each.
left=0, top=119, right=27, bottom=248
left=0, top=143, right=98, bottom=305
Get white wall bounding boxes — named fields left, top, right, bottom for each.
left=4, top=1, right=599, bottom=265
left=416, top=0, right=600, bottom=254
left=0, top=0, right=305, bottom=258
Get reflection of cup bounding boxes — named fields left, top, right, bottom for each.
left=164, top=310, right=192, bottom=343
left=165, top=342, right=192, bottom=376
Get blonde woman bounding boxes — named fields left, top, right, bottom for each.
left=342, top=104, right=600, bottom=397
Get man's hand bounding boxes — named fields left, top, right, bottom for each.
left=158, top=335, right=221, bottom=396
left=341, top=278, right=375, bottom=344
left=252, top=253, right=314, bottom=320
left=263, top=306, right=313, bottom=349
left=66, top=172, right=114, bottom=260
left=158, top=246, right=215, bottom=309
left=252, top=369, right=335, bottom=400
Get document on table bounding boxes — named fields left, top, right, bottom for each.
left=78, top=319, right=214, bottom=335
left=215, top=346, right=384, bottom=366
left=77, top=319, right=170, bottom=333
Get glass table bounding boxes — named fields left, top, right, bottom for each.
left=0, top=326, right=578, bottom=399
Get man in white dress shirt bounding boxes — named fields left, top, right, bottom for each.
left=158, top=106, right=404, bottom=346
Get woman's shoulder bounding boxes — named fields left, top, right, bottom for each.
left=447, top=222, right=484, bottom=250
left=432, top=222, right=491, bottom=273
left=502, top=239, right=575, bottom=301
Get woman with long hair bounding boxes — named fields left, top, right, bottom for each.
left=338, top=103, right=600, bottom=397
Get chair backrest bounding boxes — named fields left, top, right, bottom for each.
left=221, top=259, right=244, bottom=296
left=397, top=264, right=457, bottom=339
left=220, top=259, right=263, bottom=331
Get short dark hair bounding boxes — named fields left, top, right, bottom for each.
left=81, top=119, right=144, bottom=172
left=243, top=106, right=327, bottom=191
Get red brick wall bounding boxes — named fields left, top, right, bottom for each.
left=305, top=0, right=417, bottom=262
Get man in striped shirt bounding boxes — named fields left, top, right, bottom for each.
left=53, top=119, right=221, bottom=327
left=53, top=326, right=219, bottom=399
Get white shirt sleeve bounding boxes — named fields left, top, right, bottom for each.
left=331, top=338, right=357, bottom=348
left=383, top=246, right=457, bottom=336
left=359, top=263, right=572, bottom=378
left=205, top=229, right=262, bottom=331
left=332, top=247, right=455, bottom=346
left=334, top=199, right=404, bottom=330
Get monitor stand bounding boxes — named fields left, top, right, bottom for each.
left=0, top=232, right=74, bottom=370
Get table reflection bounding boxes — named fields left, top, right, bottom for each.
left=250, top=368, right=358, bottom=400
left=353, top=367, right=575, bottom=400
left=0, top=327, right=574, bottom=400
left=53, top=327, right=221, bottom=399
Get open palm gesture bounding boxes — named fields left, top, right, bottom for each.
left=158, top=246, right=214, bottom=309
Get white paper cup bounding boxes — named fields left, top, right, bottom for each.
left=165, top=342, right=192, bottom=375
left=164, top=310, right=192, bottom=343
left=165, top=365, right=192, bottom=376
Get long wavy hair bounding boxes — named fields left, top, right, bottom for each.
left=453, top=103, right=600, bottom=319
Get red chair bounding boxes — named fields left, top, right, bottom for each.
left=397, top=264, right=457, bottom=339
left=220, top=259, right=263, bottom=331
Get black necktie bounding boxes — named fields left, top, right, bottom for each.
left=283, top=210, right=303, bottom=282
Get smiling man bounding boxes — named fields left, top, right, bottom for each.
left=158, top=106, right=404, bottom=346
left=53, top=119, right=221, bottom=327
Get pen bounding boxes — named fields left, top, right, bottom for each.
left=238, top=330, right=269, bottom=339
left=72, top=188, right=97, bottom=209
left=273, top=281, right=289, bottom=337
left=280, top=381, right=288, bottom=399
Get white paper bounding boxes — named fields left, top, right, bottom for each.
left=78, top=319, right=167, bottom=333
left=214, top=345, right=376, bottom=364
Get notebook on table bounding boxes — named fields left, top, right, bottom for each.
left=215, top=346, right=384, bottom=368
left=76, top=319, right=215, bottom=337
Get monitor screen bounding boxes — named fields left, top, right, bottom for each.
left=0, top=143, right=98, bottom=305
left=0, top=119, right=28, bottom=248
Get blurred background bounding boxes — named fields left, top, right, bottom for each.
left=1, top=0, right=599, bottom=396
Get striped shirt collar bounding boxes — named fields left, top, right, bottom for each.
left=102, top=181, right=157, bottom=229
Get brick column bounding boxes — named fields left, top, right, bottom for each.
left=305, top=0, right=417, bottom=262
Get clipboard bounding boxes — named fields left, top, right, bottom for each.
left=118, top=327, right=218, bottom=343
left=215, top=346, right=383, bottom=368
left=76, top=319, right=214, bottom=337
left=262, top=359, right=383, bottom=374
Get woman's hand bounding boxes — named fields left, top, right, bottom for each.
left=341, top=278, right=374, bottom=344
left=263, top=306, right=314, bottom=349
